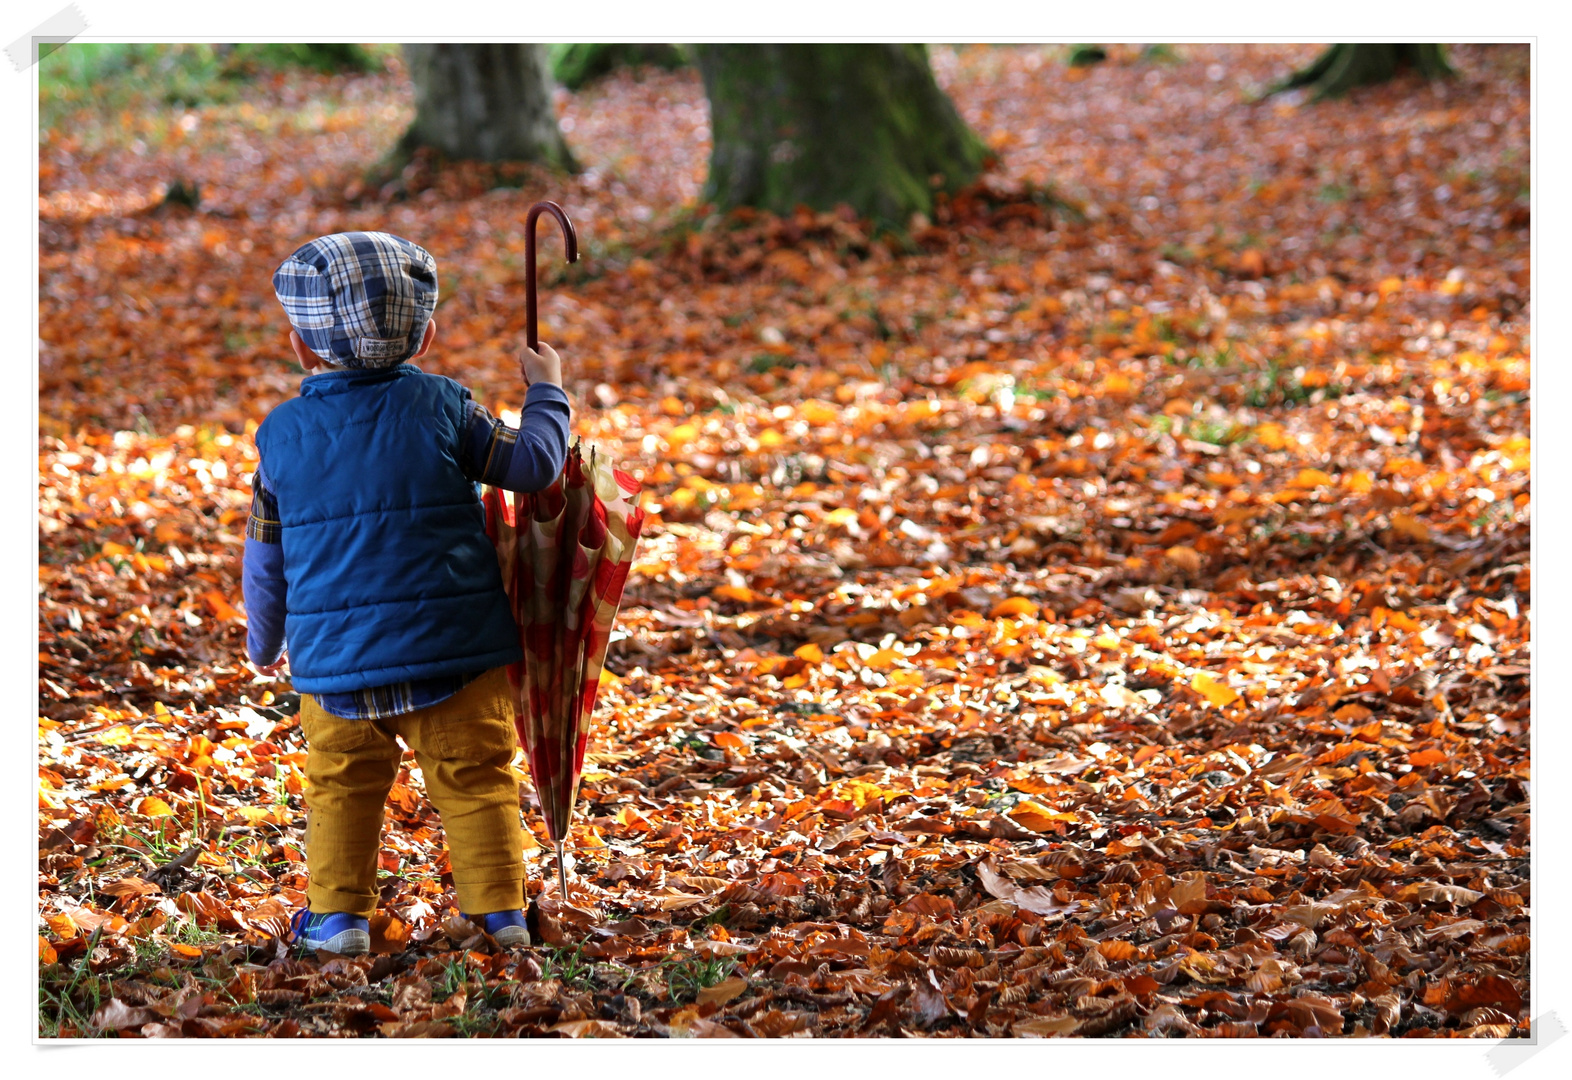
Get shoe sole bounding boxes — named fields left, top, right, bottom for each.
left=491, top=926, right=531, bottom=948
left=309, top=929, right=370, bottom=954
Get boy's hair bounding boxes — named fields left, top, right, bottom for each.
left=272, top=232, right=438, bottom=369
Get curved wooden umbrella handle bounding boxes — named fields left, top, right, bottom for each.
left=525, top=200, right=579, bottom=352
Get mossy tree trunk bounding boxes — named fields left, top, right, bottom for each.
left=692, top=44, right=988, bottom=228
left=1275, top=43, right=1456, bottom=100
left=395, top=44, right=576, bottom=169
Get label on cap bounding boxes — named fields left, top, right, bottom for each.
left=356, top=337, right=408, bottom=360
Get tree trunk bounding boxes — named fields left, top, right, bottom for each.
left=396, top=44, right=576, bottom=169
left=1275, top=43, right=1456, bottom=100
left=693, top=44, right=988, bottom=228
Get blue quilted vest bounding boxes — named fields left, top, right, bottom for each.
left=254, top=363, right=522, bottom=694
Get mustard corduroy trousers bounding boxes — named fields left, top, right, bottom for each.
left=298, top=667, right=526, bottom=917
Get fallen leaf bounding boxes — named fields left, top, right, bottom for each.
left=90, top=999, right=158, bottom=1030
left=1191, top=672, right=1240, bottom=708
left=990, top=596, right=1040, bottom=619
left=696, top=976, right=748, bottom=1006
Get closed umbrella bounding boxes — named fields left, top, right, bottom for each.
left=484, top=202, right=646, bottom=899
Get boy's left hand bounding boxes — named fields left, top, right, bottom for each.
left=255, top=652, right=288, bottom=677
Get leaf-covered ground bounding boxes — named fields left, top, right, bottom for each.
left=38, top=44, right=1530, bottom=1038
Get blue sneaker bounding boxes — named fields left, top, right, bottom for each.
left=290, top=908, right=370, bottom=955
left=460, top=909, right=531, bottom=948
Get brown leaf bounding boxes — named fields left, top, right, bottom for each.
left=379, top=1020, right=456, bottom=1038
left=391, top=979, right=432, bottom=1015
left=1168, top=871, right=1211, bottom=915
left=550, top=1019, right=625, bottom=1038
left=1013, top=1015, right=1081, bottom=1037
left=430, top=990, right=466, bottom=1020
left=99, top=876, right=160, bottom=900
left=368, top=913, right=409, bottom=954
left=90, top=998, right=158, bottom=1030
left=696, top=976, right=748, bottom=1006
left=1445, top=976, right=1522, bottom=1015
left=910, top=979, right=951, bottom=1026
left=1416, top=883, right=1485, bottom=907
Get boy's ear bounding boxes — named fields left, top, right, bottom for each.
left=288, top=330, right=320, bottom=371
left=413, top=318, right=437, bottom=360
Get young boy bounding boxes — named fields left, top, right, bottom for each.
left=244, top=231, right=570, bottom=953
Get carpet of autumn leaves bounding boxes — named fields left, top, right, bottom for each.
left=38, top=43, right=1531, bottom=1039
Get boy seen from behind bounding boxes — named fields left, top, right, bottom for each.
left=244, top=231, right=569, bottom=953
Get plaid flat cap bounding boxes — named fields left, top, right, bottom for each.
left=272, top=232, right=438, bottom=369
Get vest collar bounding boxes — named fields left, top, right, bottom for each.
left=300, top=363, right=422, bottom=397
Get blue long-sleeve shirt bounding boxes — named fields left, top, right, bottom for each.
left=243, top=381, right=570, bottom=718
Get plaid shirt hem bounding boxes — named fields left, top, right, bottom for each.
left=312, top=669, right=484, bottom=721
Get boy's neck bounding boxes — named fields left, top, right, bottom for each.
left=301, top=362, right=416, bottom=388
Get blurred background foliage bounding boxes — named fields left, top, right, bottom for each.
left=39, top=43, right=390, bottom=128
left=549, top=43, right=688, bottom=90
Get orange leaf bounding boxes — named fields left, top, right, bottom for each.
left=793, top=642, right=825, bottom=663
left=1009, top=801, right=1079, bottom=832
left=1291, top=468, right=1335, bottom=489
left=1099, top=939, right=1139, bottom=961
left=1445, top=976, right=1522, bottom=1014
left=990, top=596, right=1040, bottom=619
left=203, top=590, right=241, bottom=621
left=1389, top=511, right=1431, bottom=543
left=864, top=647, right=904, bottom=670
left=696, top=976, right=748, bottom=1006
left=369, top=914, right=409, bottom=954
left=1255, top=423, right=1288, bottom=450
left=136, top=795, right=176, bottom=818
left=1387, top=610, right=1422, bottom=632
left=1006, top=774, right=1058, bottom=796
left=1124, top=974, right=1161, bottom=996
left=68, top=907, right=128, bottom=935
left=1191, top=672, right=1240, bottom=708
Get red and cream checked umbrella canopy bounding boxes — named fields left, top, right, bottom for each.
left=484, top=449, right=644, bottom=898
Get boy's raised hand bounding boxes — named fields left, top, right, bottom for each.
left=521, top=342, right=562, bottom=389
